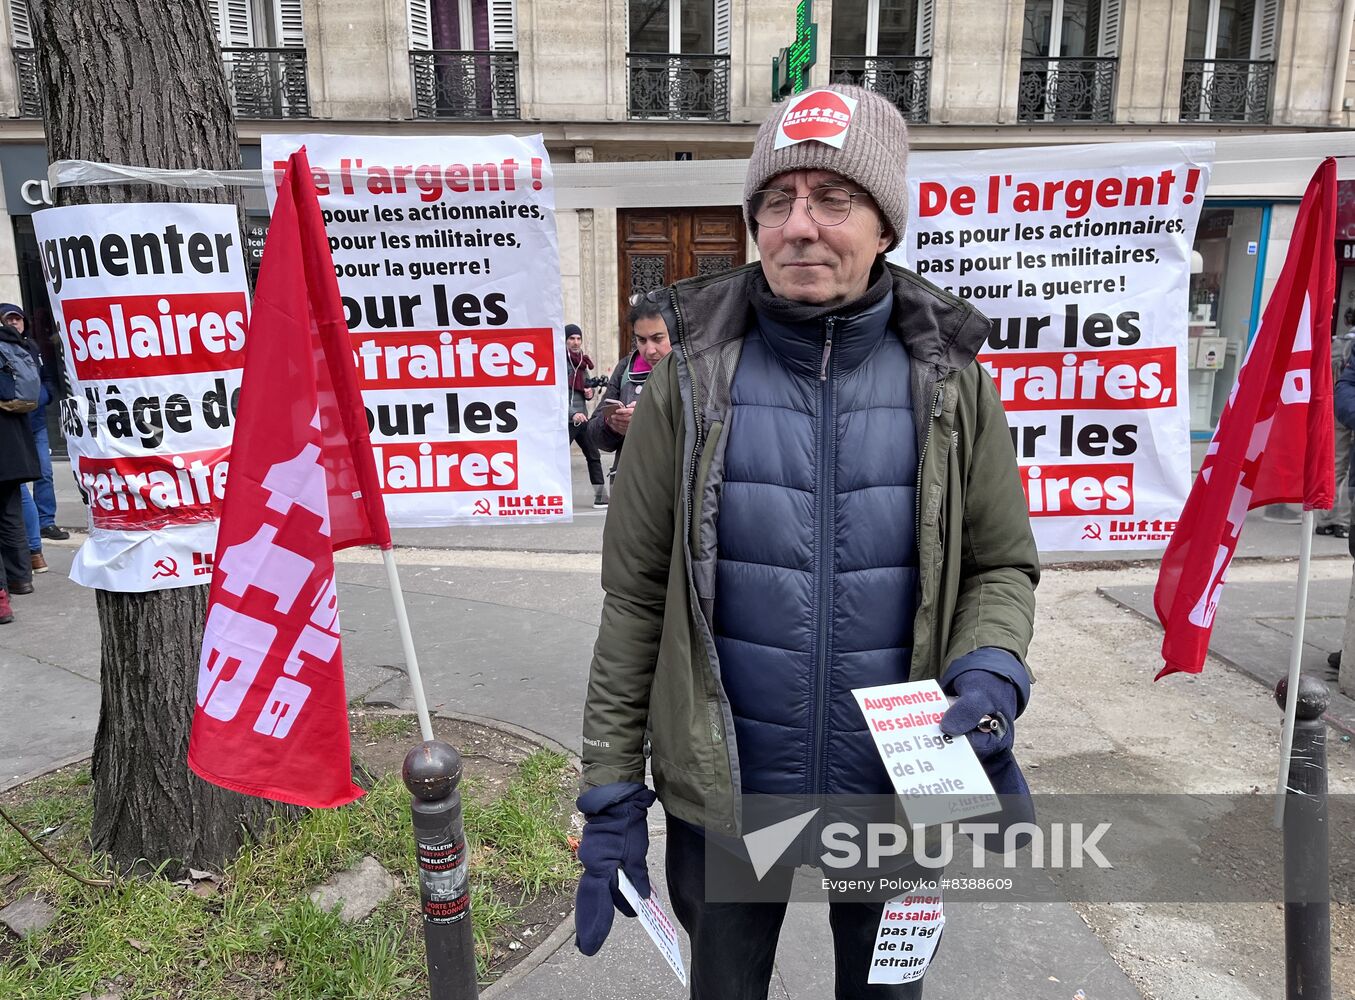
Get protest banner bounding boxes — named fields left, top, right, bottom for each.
left=33, top=203, right=249, bottom=591
left=260, top=133, right=569, bottom=526
left=903, top=141, right=1214, bottom=551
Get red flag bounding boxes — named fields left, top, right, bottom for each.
left=1154, top=159, right=1337, bottom=680
left=188, top=149, right=392, bottom=807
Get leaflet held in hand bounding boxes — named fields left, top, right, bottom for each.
left=853, top=680, right=999, bottom=825
left=617, top=870, right=688, bottom=987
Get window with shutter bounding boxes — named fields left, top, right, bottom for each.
left=408, top=0, right=433, bottom=49
left=915, top=0, right=933, bottom=56
left=1097, top=0, right=1120, bottom=57
left=220, top=0, right=254, bottom=47
left=1251, top=0, right=1279, bottom=61
left=488, top=0, right=515, bottom=50
left=276, top=0, right=305, bottom=48
left=8, top=0, right=30, bottom=47
left=713, top=0, right=730, bottom=55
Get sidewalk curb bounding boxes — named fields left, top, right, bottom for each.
left=481, top=900, right=579, bottom=999
left=1, top=751, right=91, bottom=795
left=1098, top=587, right=1355, bottom=738
left=360, top=705, right=581, bottom=770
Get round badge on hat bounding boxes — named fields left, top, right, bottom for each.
left=774, top=89, right=860, bottom=151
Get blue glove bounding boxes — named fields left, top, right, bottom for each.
left=939, top=667, right=1019, bottom=763
left=574, top=781, right=656, bottom=956
left=940, top=652, right=1036, bottom=840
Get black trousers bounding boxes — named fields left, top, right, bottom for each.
left=0, top=482, right=30, bottom=592
left=665, top=817, right=928, bottom=1000
left=569, top=418, right=604, bottom=487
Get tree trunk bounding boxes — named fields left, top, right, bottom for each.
left=31, top=0, right=293, bottom=873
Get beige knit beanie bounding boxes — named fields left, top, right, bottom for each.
left=744, top=84, right=909, bottom=251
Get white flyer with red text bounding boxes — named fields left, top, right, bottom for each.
left=853, top=680, right=999, bottom=826
left=868, top=891, right=944, bottom=985
left=33, top=203, right=250, bottom=592
left=261, top=133, right=570, bottom=526
left=902, top=141, right=1214, bottom=552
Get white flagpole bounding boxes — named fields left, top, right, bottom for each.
left=381, top=548, right=435, bottom=743
left=1273, top=508, right=1316, bottom=826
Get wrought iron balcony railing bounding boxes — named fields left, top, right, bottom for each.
left=1180, top=58, right=1273, bottom=124
left=221, top=47, right=310, bottom=118
left=1018, top=56, right=1117, bottom=123
left=627, top=53, right=730, bottom=122
left=410, top=50, right=519, bottom=119
left=13, top=47, right=39, bottom=118
left=830, top=55, right=931, bottom=124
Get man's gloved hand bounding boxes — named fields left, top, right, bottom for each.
left=574, top=781, right=657, bottom=956
left=939, top=668, right=1018, bottom=762
left=940, top=652, right=1035, bottom=838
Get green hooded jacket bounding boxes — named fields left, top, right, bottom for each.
left=581, top=261, right=1039, bottom=838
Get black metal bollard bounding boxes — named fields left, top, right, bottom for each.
left=1275, top=676, right=1331, bottom=1000
left=403, top=740, right=479, bottom=1000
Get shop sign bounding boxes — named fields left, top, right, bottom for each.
left=0, top=143, right=53, bottom=214
left=771, top=0, right=817, bottom=101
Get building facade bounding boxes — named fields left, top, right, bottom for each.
left=0, top=0, right=1352, bottom=433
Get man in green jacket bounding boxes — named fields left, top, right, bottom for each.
left=574, top=85, right=1039, bottom=998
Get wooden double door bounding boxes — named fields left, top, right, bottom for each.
left=617, top=206, right=746, bottom=357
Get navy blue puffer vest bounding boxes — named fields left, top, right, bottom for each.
left=713, top=276, right=918, bottom=798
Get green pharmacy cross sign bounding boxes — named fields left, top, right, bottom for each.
left=772, top=0, right=817, bottom=100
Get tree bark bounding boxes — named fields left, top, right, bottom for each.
left=31, top=0, right=293, bottom=873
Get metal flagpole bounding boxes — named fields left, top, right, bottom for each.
left=381, top=547, right=435, bottom=743
left=1274, top=509, right=1316, bottom=826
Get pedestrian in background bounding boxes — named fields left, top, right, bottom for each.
left=0, top=312, right=41, bottom=622
left=585, top=297, right=672, bottom=482
left=6, top=304, right=68, bottom=576
left=566, top=323, right=608, bottom=507
left=1317, top=326, right=1355, bottom=537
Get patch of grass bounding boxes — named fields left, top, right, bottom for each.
left=465, top=750, right=576, bottom=898
left=0, top=749, right=577, bottom=997
left=364, top=715, right=418, bottom=741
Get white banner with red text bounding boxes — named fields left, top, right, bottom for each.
left=260, top=133, right=570, bottom=526
left=33, top=203, right=249, bottom=591
left=901, top=141, right=1214, bottom=552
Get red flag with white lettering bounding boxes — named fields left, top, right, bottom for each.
left=188, top=149, right=391, bottom=807
left=1154, top=158, right=1336, bottom=680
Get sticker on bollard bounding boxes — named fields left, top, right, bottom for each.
left=417, top=837, right=469, bottom=923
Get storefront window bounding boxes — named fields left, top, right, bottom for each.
left=1188, top=204, right=1264, bottom=431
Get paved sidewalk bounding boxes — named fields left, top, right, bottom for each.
left=4, top=459, right=1348, bottom=997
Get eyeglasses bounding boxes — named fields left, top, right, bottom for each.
left=749, top=186, right=871, bottom=229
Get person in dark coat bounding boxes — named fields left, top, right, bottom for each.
left=574, top=85, right=1038, bottom=998
left=3, top=304, right=67, bottom=576
left=0, top=317, right=41, bottom=622
left=584, top=297, right=672, bottom=481
left=565, top=323, right=608, bottom=507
